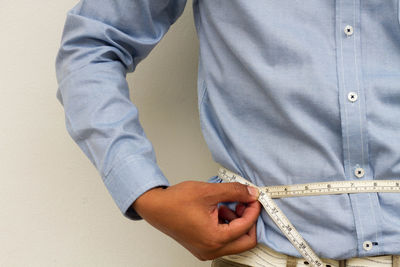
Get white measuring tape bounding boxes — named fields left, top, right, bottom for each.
left=217, top=167, right=400, bottom=267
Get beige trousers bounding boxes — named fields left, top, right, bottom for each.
left=211, top=255, right=400, bottom=267
left=210, top=242, right=400, bottom=267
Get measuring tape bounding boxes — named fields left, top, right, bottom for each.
left=217, top=167, right=400, bottom=267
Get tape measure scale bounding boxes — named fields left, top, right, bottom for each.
left=264, top=180, right=400, bottom=198
left=217, top=167, right=400, bottom=267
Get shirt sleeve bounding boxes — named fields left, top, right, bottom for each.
left=55, top=0, right=187, bottom=220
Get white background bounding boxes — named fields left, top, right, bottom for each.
left=0, top=1, right=217, bottom=266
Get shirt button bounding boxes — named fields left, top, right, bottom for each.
left=354, top=167, right=365, bottom=178
left=363, top=241, right=373, bottom=251
left=344, top=25, right=354, bottom=36
left=348, top=92, right=358, bottom=102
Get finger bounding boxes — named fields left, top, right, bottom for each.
left=235, top=203, right=246, bottom=217
left=214, top=221, right=258, bottom=258
left=218, top=205, right=238, bottom=222
left=217, top=201, right=261, bottom=244
left=208, top=182, right=259, bottom=204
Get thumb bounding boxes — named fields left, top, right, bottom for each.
left=209, top=182, right=259, bottom=204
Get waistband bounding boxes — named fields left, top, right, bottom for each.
left=217, top=166, right=400, bottom=267
left=221, top=243, right=400, bottom=267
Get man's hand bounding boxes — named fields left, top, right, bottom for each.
left=132, top=181, right=261, bottom=261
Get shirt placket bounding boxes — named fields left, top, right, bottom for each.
left=335, top=0, right=383, bottom=256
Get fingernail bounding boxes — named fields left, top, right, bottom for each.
left=247, top=186, right=259, bottom=198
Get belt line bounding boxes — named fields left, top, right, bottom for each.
left=217, top=167, right=400, bottom=267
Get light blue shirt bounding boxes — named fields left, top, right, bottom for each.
left=55, top=0, right=400, bottom=260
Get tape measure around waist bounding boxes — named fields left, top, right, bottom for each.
left=217, top=167, right=400, bottom=267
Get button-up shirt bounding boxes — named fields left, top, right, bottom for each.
left=55, top=0, right=400, bottom=260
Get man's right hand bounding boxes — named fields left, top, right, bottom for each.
left=132, top=181, right=261, bottom=261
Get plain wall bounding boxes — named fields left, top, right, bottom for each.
left=0, top=1, right=218, bottom=266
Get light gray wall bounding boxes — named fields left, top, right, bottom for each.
left=0, top=1, right=218, bottom=266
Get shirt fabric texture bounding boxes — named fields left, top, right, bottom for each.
left=55, top=0, right=400, bottom=260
